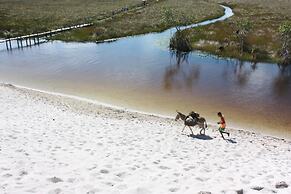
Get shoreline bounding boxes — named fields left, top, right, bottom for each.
left=1, top=82, right=290, bottom=142
left=1, top=82, right=291, bottom=193
left=182, top=1, right=291, bottom=64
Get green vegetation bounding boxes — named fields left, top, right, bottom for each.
left=0, top=0, right=223, bottom=42
left=162, top=8, right=192, bottom=52
left=279, top=22, right=291, bottom=65
left=52, top=0, right=223, bottom=42
left=183, top=0, right=291, bottom=63
left=2, top=0, right=289, bottom=63
left=0, top=0, right=143, bottom=38
left=234, top=19, right=252, bottom=55
left=170, top=30, right=192, bottom=52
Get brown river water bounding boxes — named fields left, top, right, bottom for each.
left=0, top=6, right=291, bottom=139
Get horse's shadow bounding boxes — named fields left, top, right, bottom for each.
left=187, top=134, right=213, bottom=140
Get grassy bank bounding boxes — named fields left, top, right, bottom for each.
left=0, top=0, right=223, bottom=41
left=52, top=0, right=223, bottom=42
left=182, top=0, right=291, bottom=63
left=0, top=0, right=142, bottom=38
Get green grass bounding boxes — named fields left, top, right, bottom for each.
left=183, top=0, right=291, bottom=63
left=52, top=0, right=224, bottom=42
left=0, top=0, right=223, bottom=41
left=0, top=0, right=142, bottom=38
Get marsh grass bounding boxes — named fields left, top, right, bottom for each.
left=0, top=0, right=143, bottom=38
left=170, top=30, right=192, bottom=52
left=185, top=0, right=291, bottom=63
left=0, top=0, right=223, bottom=41
left=52, top=0, right=223, bottom=42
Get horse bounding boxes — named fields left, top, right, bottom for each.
left=175, top=111, right=208, bottom=135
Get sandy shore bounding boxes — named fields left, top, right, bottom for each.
left=0, top=83, right=291, bottom=194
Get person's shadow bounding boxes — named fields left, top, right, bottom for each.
left=225, top=138, right=237, bottom=144
left=188, top=134, right=213, bottom=140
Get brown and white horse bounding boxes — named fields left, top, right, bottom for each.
left=175, top=111, right=208, bottom=135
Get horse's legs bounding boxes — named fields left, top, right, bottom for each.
left=188, top=126, right=194, bottom=135
left=181, top=125, right=186, bottom=133
left=200, top=128, right=204, bottom=135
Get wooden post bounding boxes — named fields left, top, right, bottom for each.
left=37, top=36, right=40, bottom=44
left=26, top=38, right=28, bottom=46
left=29, top=38, right=31, bottom=46
left=17, top=39, right=20, bottom=48
left=9, top=39, right=12, bottom=50
left=20, top=39, right=23, bottom=48
left=5, top=40, right=9, bottom=50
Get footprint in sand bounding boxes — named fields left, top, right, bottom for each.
left=88, top=166, right=97, bottom=171
left=188, top=166, right=195, bottom=169
left=48, top=177, right=63, bottom=183
left=19, top=170, right=28, bottom=176
left=116, top=172, right=127, bottom=178
left=265, top=174, right=274, bottom=179
left=198, top=191, right=212, bottom=194
left=103, top=182, right=114, bottom=187
left=87, top=188, right=101, bottom=193
left=67, top=178, right=75, bottom=183
left=241, top=179, right=250, bottom=184
left=3, top=173, right=12, bottom=178
left=251, top=186, right=264, bottom=191
left=183, top=168, right=190, bottom=171
left=48, top=188, right=62, bottom=194
left=169, top=188, right=179, bottom=192
left=105, top=164, right=112, bottom=169
left=159, top=166, right=170, bottom=170
left=100, top=169, right=109, bottom=174
left=196, top=177, right=204, bottom=182
left=132, top=187, right=151, bottom=194
left=116, top=184, right=128, bottom=190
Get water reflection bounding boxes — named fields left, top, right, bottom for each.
left=233, top=60, right=253, bottom=86
left=164, top=52, right=200, bottom=91
left=220, top=59, right=253, bottom=87
left=251, top=62, right=258, bottom=71
left=273, top=63, right=291, bottom=96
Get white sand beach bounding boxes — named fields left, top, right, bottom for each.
left=0, top=83, right=291, bottom=194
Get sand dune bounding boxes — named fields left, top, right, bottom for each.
left=0, top=84, right=290, bottom=194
